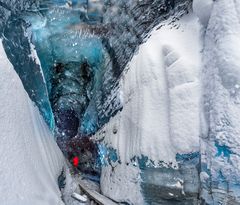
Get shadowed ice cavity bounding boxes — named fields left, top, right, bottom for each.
left=23, top=5, right=107, bottom=139
left=22, top=3, right=111, bottom=176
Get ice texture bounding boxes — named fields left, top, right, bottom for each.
left=93, top=9, right=202, bottom=204
left=2, top=18, right=54, bottom=128
left=201, top=0, right=240, bottom=203
left=2, top=0, right=240, bottom=204
left=0, top=0, right=54, bottom=128
left=0, top=39, right=65, bottom=205
left=192, top=0, right=213, bottom=26
left=95, top=0, right=192, bottom=125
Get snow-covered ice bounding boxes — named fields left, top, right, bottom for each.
left=0, top=39, right=65, bottom=205
left=95, top=11, right=202, bottom=166
left=93, top=10, right=203, bottom=204
left=2, top=0, right=240, bottom=204
left=200, top=0, right=240, bottom=203
left=100, top=163, right=144, bottom=204
left=192, top=0, right=213, bottom=27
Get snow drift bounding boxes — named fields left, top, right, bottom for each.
left=0, top=39, right=65, bottom=205
left=94, top=10, right=203, bottom=204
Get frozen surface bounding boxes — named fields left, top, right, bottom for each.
left=0, top=39, right=65, bottom=205
left=100, top=164, right=144, bottom=204
left=201, top=0, right=240, bottom=203
left=2, top=0, right=240, bottom=204
left=94, top=11, right=202, bottom=204
left=2, top=16, right=54, bottom=128
left=95, top=11, right=202, bottom=165
left=192, top=0, right=213, bottom=26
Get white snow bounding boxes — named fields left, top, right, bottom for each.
left=71, top=193, right=87, bottom=202
left=192, top=0, right=213, bottom=26
left=0, top=39, right=65, bottom=205
left=200, top=0, right=240, bottom=202
left=100, top=164, right=144, bottom=205
left=29, top=42, right=48, bottom=86
left=94, top=12, right=202, bottom=165
left=94, top=11, right=203, bottom=204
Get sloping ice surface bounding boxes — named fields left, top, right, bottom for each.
left=0, top=39, right=65, bottom=205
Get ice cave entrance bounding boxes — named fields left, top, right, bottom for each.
left=23, top=0, right=107, bottom=177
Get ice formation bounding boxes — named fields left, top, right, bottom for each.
left=0, top=40, right=65, bottom=205
left=192, top=0, right=213, bottom=26
left=94, top=9, right=202, bottom=204
left=1, top=0, right=240, bottom=204
left=201, top=0, right=240, bottom=203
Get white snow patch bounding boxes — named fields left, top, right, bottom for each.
left=29, top=42, right=48, bottom=85
left=0, top=39, right=65, bottom=205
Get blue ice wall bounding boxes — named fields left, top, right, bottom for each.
left=1, top=4, right=55, bottom=129
left=24, top=6, right=107, bottom=137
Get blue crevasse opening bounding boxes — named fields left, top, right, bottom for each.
left=23, top=2, right=106, bottom=133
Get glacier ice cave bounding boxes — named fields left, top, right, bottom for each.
left=1, top=0, right=240, bottom=204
